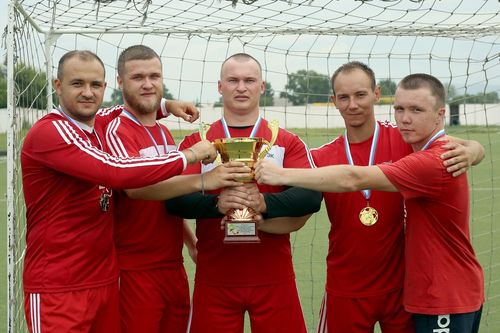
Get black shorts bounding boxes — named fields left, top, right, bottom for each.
left=413, top=306, right=482, bottom=333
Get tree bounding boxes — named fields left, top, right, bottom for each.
left=378, top=79, right=396, bottom=96
left=14, top=64, right=50, bottom=110
left=260, top=81, right=274, bottom=107
left=280, top=70, right=330, bottom=105
left=0, top=65, right=6, bottom=108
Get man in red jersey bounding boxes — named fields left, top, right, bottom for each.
left=105, top=45, right=249, bottom=333
left=166, top=53, right=322, bottom=333
left=21, top=50, right=220, bottom=333
left=255, top=73, right=484, bottom=333
left=309, top=62, right=483, bottom=333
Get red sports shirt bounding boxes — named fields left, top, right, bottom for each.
left=311, top=121, right=413, bottom=297
left=105, top=114, right=184, bottom=270
left=180, top=118, right=314, bottom=286
left=21, top=109, right=185, bottom=293
left=379, top=140, right=484, bottom=314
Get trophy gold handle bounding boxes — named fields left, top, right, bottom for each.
left=199, top=122, right=211, bottom=140
left=258, top=119, right=279, bottom=160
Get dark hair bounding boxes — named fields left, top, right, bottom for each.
left=331, top=61, right=376, bottom=95
left=220, top=53, right=262, bottom=78
left=117, top=45, right=161, bottom=76
left=57, top=50, right=105, bottom=80
left=398, top=73, right=446, bottom=108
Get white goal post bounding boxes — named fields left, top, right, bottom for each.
left=6, top=1, right=500, bottom=332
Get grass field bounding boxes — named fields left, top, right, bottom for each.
left=2, top=126, right=500, bottom=332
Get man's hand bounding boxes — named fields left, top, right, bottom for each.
left=183, top=140, right=217, bottom=164
left=440, top=136, right=484, bottom=177
left=203, top=162, right=251, bottom=191
left=254, top=159, right=285, bottom=186
left=241, top=183, right=267, bottom=214
left=165, top=100, right=200, bottom=123
left=217, top=185, right=251, bottom=215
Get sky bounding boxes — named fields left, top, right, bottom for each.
left=2, top=0, right=499, bottom=104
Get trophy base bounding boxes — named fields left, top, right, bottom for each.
left=223, top=220, right=260, bottom=244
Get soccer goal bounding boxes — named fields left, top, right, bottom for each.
left=6, top=1, right=500, bottom=332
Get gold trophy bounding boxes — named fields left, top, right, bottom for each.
left=211, top=120, right=279, bottom=243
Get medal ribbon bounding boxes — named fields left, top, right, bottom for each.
left=57, top=106, right=103, bottom=149
left=344, top=121, right=380, bottom=202
left=122, top=109, right=168, bottom=156
left=221, top=116, right=262, bottom=138
left=421, top=129, right=446, bottom=151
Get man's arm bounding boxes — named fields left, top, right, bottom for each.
left=254, top=160, right=397, bottom=193
left=126, top=162, right=249, bottom=200
left=257, top=215, right=312, bottom=234
left=216, top=184, right=322, bottom=234
left=183, top=220, right=197, bottom=264
left=161, top=98, right=200, bottom=123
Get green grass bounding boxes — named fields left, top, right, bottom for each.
left=3, top=126, right=500, bottom=332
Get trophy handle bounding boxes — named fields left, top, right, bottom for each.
left=199, top=122, right=211, bottom=140
left=258, top=119, right=279, bottom=160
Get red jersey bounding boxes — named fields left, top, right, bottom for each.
left=379, top=140, right=484, bottom=314
left=311, top=121, right=413, bottom=297
left=105, top=113, right=184, bottom=270
left=21, top=109, right=185, bottom=293
left=179, top=118, right=314, bottom=286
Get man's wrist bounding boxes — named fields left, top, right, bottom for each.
left=160, top=98, right=170, bottom=117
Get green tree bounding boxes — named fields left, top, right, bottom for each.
left=0, top=65, right=6, bottom=108
left=15, top=64, right=50, bottom=109
left=260, top=81, right=274, bottom=107
left=378, top=79, right=396, bottom=96
left=280, top=70, right=330, bottom=105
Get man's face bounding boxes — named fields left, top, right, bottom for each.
left=394, top=87, right=444, bottom=150
left=332, top=69, right=380, bottom=128
left=118, top=58, right=163, bottom=115
left=54, top=57, right=106, bottom=126
left=218, top=58, right=265, bottom=114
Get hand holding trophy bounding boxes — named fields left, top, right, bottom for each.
left=212, top=120, right=279, bottom=243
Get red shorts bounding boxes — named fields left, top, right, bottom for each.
left=119, top=267, right=190, bottom=333
left=188, top=280, right=307, bottom=333
left=317, top=288, right=414, bottom=333
left=24, top=282, right=119, bottom=333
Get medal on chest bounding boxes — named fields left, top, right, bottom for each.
left=345, top=123, right=380, bottom=226
left=359, top=205, right=378, bottom=226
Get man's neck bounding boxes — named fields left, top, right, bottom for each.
left=124, top=103, right=156, bottom=126
left=223, top=109, right=260, bottom=126
left=412, top=126, right=445, bottom=152
left=345, top=117, right=377, bottom=143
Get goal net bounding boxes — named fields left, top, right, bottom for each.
left=6, top=1, right=500, bottom=332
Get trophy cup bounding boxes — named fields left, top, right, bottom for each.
left=214, top=137, right=268, bottom=243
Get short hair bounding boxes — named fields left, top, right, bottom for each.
left=220, top=53, right=262, bottom=78
left=117, top=45, right=161, bottom=76
left=57, top=50, right=105, bottom=80
left=397, top=73, right=446, bottom=108
left=331, top=61, right=376, bottom=95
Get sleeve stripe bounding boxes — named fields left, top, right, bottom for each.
left=298, top=136, right=316, bottom=168
left=105, top=118, right=129, bottom=158
left=52, top=120, right=184, bottom=168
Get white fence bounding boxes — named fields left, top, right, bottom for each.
left=1, top=104, right=499, bottom=133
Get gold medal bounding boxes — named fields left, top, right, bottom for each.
left=359, top=206, right=378, bottom=226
